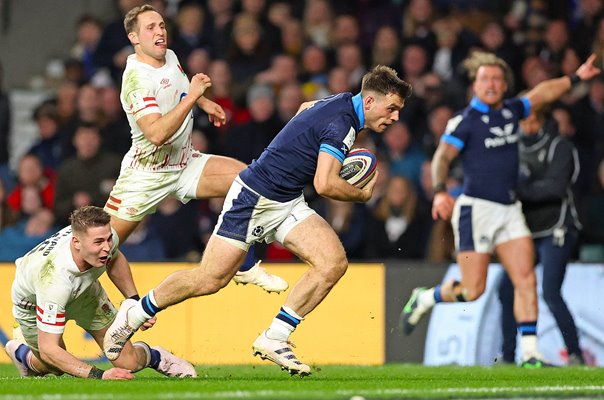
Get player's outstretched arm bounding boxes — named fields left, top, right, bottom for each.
left=37, top=330, right=134, bottom=379
left=314, top=151, right=375, bottom=203
left=526, top=54, right=601, bottom=109
left=197, top=97, right=227, bottom=127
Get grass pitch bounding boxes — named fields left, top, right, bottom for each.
left=1, top=363, right=603, bottom=399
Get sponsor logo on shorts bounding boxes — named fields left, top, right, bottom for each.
left=126, top=207, right=139, bottom=215
left=252, top=226, right=264, bottom=237
left=101, top=303, right=112, bottom=317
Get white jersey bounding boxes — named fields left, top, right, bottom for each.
left=120, top=49, right=193, bottom=172
left=11, top=226, right=119, bottom=335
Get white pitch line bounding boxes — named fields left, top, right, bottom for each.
left=1, top=385, right=604, bottom=400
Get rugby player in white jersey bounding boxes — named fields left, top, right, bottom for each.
left=104, top=4, right=286, bottom=293
left=4, top=206, right=195, bottom=379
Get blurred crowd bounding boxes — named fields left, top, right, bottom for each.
left=1, top=0, right=604, bottom=263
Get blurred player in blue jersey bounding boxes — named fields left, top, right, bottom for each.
left=103, top=65, right=412, bottom=376
left=401, top=52, right=600, bottom=368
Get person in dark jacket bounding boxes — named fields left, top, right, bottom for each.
left=498, top=102, right=584, bottom=365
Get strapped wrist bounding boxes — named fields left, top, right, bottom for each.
left=568, top=74, right=581, bottom=86
left=88, top=366, right=105, bottom=379
left=433, top=183, right=447, bottom=194
left=129, top=294, right=140, bottom=301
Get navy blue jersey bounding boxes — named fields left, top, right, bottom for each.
left=240, top=93, right=364, bottom=201
left=442, top=96, right=530, bottom=204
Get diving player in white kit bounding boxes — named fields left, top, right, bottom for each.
left=5, top=206, right=195, bottom=379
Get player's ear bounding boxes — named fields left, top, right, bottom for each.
left=72, top=236, right=81, bottom=250
left=128, top=31, right=139, bottom=45
left=363, top=95, right=374, bottom=110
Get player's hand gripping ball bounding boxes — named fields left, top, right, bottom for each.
left=339, top=148, right=377, bottom=188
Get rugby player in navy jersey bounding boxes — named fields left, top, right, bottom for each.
left=401, top=52, right=600, bottom=368
left=103, top=66, right=412, bottom=375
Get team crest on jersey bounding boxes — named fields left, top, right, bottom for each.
left=252, top=226, right=265, bottom=237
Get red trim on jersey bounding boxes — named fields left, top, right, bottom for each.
left=36, top=305, right=65, bottom=318
left=106, top=203, right=119, bottom=211
left=36, top=315, right=66, bottom=326
left=133, top=103, right=159, bottom=115
left=36, top=305, right=66, bottom=326
left=109, top=195, right=122, bottom=204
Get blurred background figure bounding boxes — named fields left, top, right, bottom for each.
left=0, top=60, right=13, bottom=191
left=498, top=104, right=584, bottom=365
left=70, top=15, right=103, bottom=82
left=224, top=84, right=282, bottom=165
left=171, top=1, right=212, bottom=66
left=0, top=178, right=18, bottom=231
left=365, top=176, right=431, bottom=259
left=7, top=154, right=55, bottom=216
left=0, top=189, right=58, bottom=261
left=149, top=196, right=204, bottom=262
left=27, top=102, right=63, bottom=175
left=53, top=123, right=121, bottom=226
left=93, top=0, right=144, bottom=85
left=382, top=121, right=427, bottom=192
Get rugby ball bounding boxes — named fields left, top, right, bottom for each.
left=339, top=148, right=377, bottom=188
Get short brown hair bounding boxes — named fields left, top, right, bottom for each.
left=463, top=51, right=513, bottom=87
left=70, top=206, right=111, bottom=234
left=361, top=65, right=412, bottom=101
left=124, top=4, right=158, bottom=33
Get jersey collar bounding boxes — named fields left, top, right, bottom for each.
left=470, top=96, right=490, bottom=113
left=352, top=93, right=365, bottom=128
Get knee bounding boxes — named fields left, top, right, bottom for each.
left=462, top=283, right=485, bottom=301
left=317, top=253, right=348, bottom=286
left=511, top=269, right=536, bottom=293
left=188, top=268, right=231, bottom=297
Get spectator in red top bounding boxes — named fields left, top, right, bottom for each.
left=7, top=154, right=55, bottom=214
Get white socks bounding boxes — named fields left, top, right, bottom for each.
left=419, top=287, right=436, bottom=309
left=521, top=335, right=538, bottom=360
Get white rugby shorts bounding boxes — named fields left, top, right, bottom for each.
left=214, top=176, right=317, bottom=250
left=105, top=150, right=211, bottom=221
left=451, top=194, right=531, bottom=253
left=14, top=281, right=117, bottom=352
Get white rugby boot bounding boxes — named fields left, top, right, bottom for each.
left=252, top=330, right=311, bottom=377
left=233, top=261, right=289, bottom=293
left=151, top=346, right=197, bottom=378
left=4, top=340, right=41, bottom=377
left=103, top=298, right=140, bottom=361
